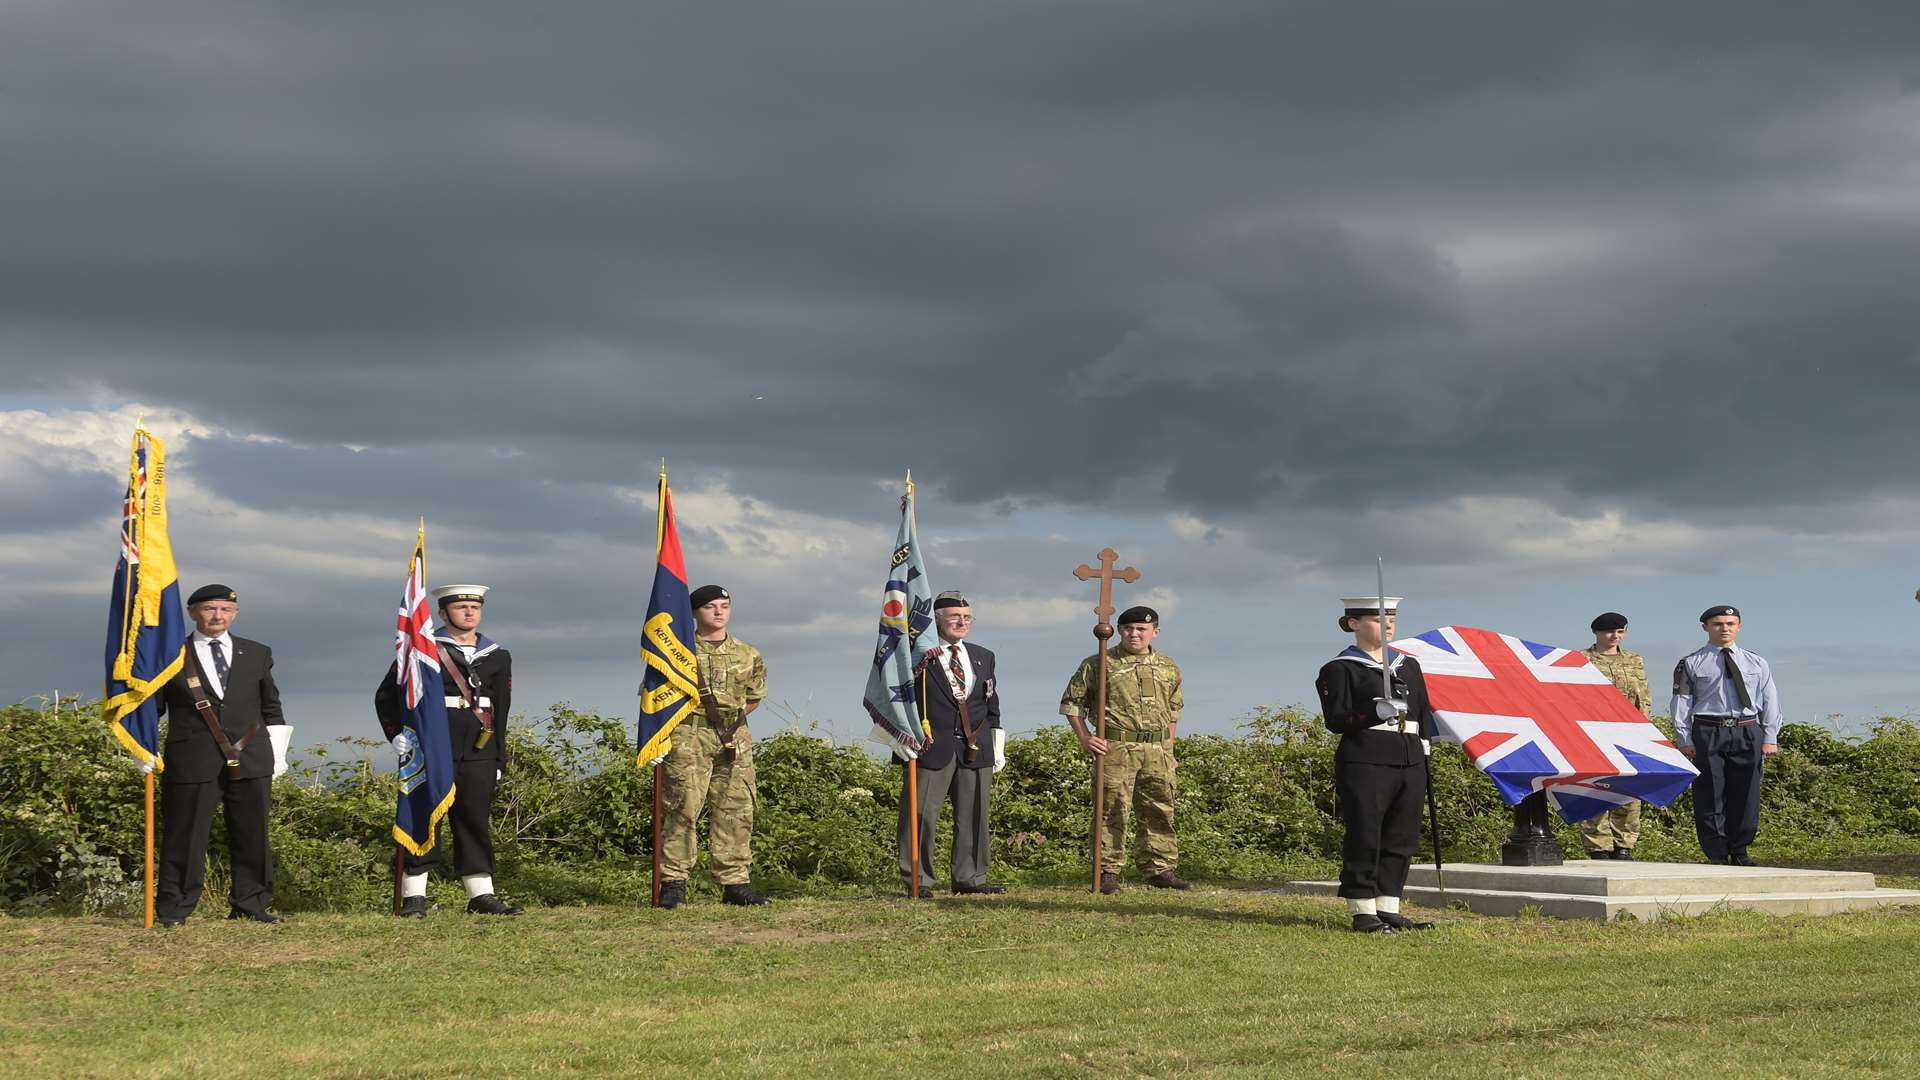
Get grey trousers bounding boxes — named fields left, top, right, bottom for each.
left=897, top=757, right=992, bottom=888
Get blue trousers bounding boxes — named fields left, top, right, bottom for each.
left=1689, top=723, right=1763, bottom=861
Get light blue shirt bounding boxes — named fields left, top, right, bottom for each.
left=1670, top=643, right=1782, bottom=745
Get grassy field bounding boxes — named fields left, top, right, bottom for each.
left=6, top=861, right=1920, bottom=1080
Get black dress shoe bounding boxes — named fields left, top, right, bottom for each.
left=1615, top=848, right=1635, bottom=861
left=1350, top=914, right=1393, bottom=934
left=721, top=883, right=771, bottom=906
left=952, top=883, right=1007, bottom=895
left=228, top=909, right=282, bottom=924
left=397, top=895, right=428, bottom=918
left=658, top=880, right=687, bottom=909
left=466, top=893, right=524, bottom=916
left=1379, top=911, right=1435, bottom=931
left=157, top=917, right=186, bottom=929
left=1584, top=849, right=1611, bottom=859
left=1730, top=853, right=1758, bottom=867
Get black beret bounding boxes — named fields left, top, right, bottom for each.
left=933, top=591, right=970, bottom=610
left=1700, top=604, right=1740, bottom=623
left=690, top=584, right=730, bottom=608
left=1590, top=611, right=1628, bottom=632
left=1116, top=605, right=1159, bottom=626
left=187, top=583, right=237, bottom=605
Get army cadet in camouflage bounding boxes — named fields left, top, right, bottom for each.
left=657, top=585, right=771, bottom=908
left=1060, top=605, right=1190, bottom=894
left=1580, top=612, right=1652, bottom=859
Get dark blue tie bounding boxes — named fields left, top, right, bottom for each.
left=210, top=639, right=229, bottom=690
left=1721, top=648, right=1752, bottom=712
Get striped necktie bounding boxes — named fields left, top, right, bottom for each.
left=209, top=639, right=229, bottom=692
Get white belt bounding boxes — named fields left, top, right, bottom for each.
left=445, top=695, right=493, bottom=709
left=1366, top=719, right=1432, bottom=756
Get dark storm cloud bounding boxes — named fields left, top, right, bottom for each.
left=5, top=1, right=1920, bottom=531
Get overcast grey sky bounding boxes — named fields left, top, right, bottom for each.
left=5, top=2, right=1919, bottom=756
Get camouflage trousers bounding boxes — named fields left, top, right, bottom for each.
left=1577, top=800, right=1642, bottom=853
left=660, top=724, right=756, bottom=885
left=1099, top=741, right=1178, bottom=874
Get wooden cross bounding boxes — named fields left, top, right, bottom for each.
left=1073, top=547, right=1140, bottom=637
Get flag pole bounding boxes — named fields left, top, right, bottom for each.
left=142, top=768, right=153, bottom=930
left=651, top=463, right=667, bottom=908
left=393, top=520, right=425, bottom=917
left=905, top=471, right=923, bottom=900
left=126, top=428, right=156, bottom=929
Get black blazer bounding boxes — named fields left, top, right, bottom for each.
left=157, top=636, right=286, bottom=783
left=376, top=645, right=512, bottom=765
left=898, top=642, right=1001, bottom=771
left=1314, top=653, right=1437, bottom=767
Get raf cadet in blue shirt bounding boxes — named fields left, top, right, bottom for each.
left=1670, top=605, right=1782, bottom=867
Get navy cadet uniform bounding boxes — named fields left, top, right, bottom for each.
left=375, top=583, right=522, bottom=916
left=1671, top=604, right=1782, bottom=866
left=154, top=583, right=293, bottom=926
left=1313, top=596, right=1436, bottom=933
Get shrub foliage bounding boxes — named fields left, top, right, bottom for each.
left=3, top=698, right=1917, bottom=913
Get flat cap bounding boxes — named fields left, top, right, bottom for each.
left=1590, top=611, right=1628, bottom=632
left=690, top=584, right=730, bottom=608
left=187, top=583, right=237, bottom=605
left=1700, top=604, right=1740, bottom=622
left=1116, top=605, right=1159, bottom=626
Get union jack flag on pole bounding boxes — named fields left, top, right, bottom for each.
left=1390, top=625, right=1699, bottom=823
left=862, top=473, right=936, bottom=752
left=102, top=426, right=187, bottom=771
left=636, top=465, right=700, bottom=766
left=392, top=526, right=457, bottom=855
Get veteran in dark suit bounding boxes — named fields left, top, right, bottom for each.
left=154, top=583, right=291, bottom=927
left=894, top=590, right=1006, bottom=896
left=376, top=583, right=521, bottom=916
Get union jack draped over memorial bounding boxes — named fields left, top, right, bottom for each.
left=392, top=527, right=457, bottom=855
left=1389, top=625, right=1699, bottom=823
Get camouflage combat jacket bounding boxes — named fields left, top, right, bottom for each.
left=695, top=636, right=768, bottom=727
left=1583, top=648, right=1651, bottom=716
left=1059, top=646, right=1183, bottom=736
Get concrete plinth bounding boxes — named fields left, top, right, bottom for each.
left=1284, top=861, right=1920, bottom=920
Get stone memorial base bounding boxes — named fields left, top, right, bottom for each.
left=1284, top=861, right=1920, bottom=921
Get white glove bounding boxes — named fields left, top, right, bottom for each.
left=496, top=769, right=502, bottom=781
left=392, top=729, right=417, bottom=759
left=892, top=737, right=919, bottom=762
left=138, top=758, right=156, bottom=775
left=644, top=753, right=668, bottom=769
left=992, top=729, right=1007, bottom=774
left=1374, top=698, right=1409, bottom=722
left=268, top=724, right=293, bottom=778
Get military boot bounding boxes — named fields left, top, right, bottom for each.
left=1098, top=872, right=1120, bottom=895
left=397, top=895, right=428, bottom=919
left=1146, top=871, right=1192, bottom=890
left=722, top=883, right=771, bottom=906
left=1350, top=914, right=1393, bottom=934
left=466, top=893, right=524, bottom=916
left=658, top=880, right=687, bottom=909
